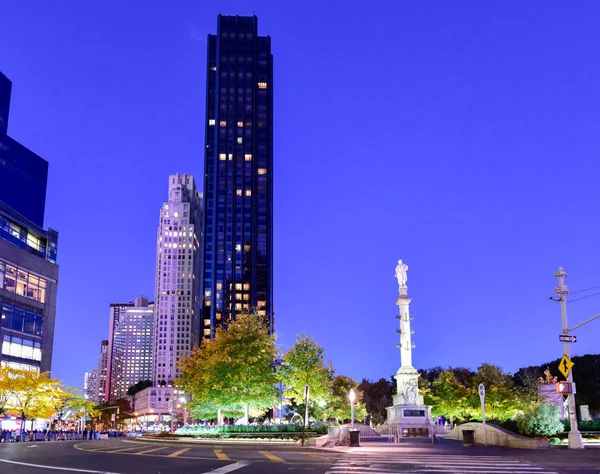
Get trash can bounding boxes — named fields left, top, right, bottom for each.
left=348, top=429, right=360, bottom=447
left=462, top=429, right=475, bottom=446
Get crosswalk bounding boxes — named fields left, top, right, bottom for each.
left=325, top=453, right=560, bottom=474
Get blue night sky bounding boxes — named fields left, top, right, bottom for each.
left=1, top=1, right=599, bottom=390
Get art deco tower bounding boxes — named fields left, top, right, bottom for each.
left=153, top=174, right=202, bottom=386
left=201, top=15, right=274, bottom=337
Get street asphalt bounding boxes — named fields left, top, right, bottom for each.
left=0, top=437, right=598, bottom=473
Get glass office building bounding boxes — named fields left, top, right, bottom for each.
left=201, top=15, right=274, bottom=337
left=0, top=71, right=58, bottom=374
left=0, top=72, right=48, bottom=229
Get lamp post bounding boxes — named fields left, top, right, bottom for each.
left=349, top=389, right=356, bottom=430
left=179, top=396, right=187, bottom=426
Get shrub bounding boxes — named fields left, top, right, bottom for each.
left=549, top=437, right=562, bottom=445
left=516, top=404, right=564, bottom=438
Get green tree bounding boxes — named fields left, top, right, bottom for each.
left=358, top=378, right=394, bottom=425
left=178, top=312, right=278, bottom=421
left=473, top=363, right=525, bottom=422
left=280, top=334, right=333, bottom=423
left=428, top=368, right=473, bottom=423
left=516, top=403, right=564, bottom=437
left=326, top=375, right=367, bottom=423
left=515, top=354, right=600, bottom=415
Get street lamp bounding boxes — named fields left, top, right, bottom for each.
left=179, top=397, right=187, bottom=426
left=349, top=389, right=356, bottom=429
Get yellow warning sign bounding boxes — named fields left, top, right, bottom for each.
left=558, top=354, right=574, bottom=378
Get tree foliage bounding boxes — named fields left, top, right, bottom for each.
left=423, top=364, right=530, bottom=423
left=178, top=312, right=278, bottom=420
left=280, top=333, right=333, bottom=419
left=516, top=403, right=564, bottom=437
left=325, top=375, right=366, bottom=423
left=358, top=378, right=394, bottom=425
left=2, top=369, right=61, bottom=424
left=126, top=380, right=153, bottom=396
left=515, top=354, right=600, bottom=415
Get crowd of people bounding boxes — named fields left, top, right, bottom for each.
left=0, top=428, right=127, bottom=442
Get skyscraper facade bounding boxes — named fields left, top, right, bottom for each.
left=96, top=340, right=109, bottom=404
left=201, top=15, right=274, bottom=337
left=153, top=174, right=202, bottom=386
left=106, top=296, right=154, bottom=402
left=0, top=71, right=58, bottom=374
left=0, top=72, right=49, bottom=228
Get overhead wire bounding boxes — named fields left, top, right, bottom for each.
left=568, top=291, right=600, bottom=304
left=568, top=285, right=600, bottom=295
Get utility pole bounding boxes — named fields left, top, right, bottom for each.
left=554, top=267, right=584, bottom=449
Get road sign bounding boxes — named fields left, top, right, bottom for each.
left=110, top=413, right=116, bottom=422
left=556, top=381, right=573, bottom=394
left=558, top=354, right=574, bottom=378
left=559, top=335, right=577, bottom=343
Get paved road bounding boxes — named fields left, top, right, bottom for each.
left=0, top=438, right=598, bottom=473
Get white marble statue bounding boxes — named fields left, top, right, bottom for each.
left=400, top=378, right=420, bottom=405
left=395, top=259, right=409, bottom=288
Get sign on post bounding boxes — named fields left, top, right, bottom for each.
left=558, top=354, right=574, bottom=378
left=559, top=335, right=577, bottom=343
left=110, top=413, right=116, bottom=422
left=478, top=383, right=487, bottom=446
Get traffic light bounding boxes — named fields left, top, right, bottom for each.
left=556, top=381, right=572, bottom=394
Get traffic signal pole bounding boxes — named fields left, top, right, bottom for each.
left=554, top=267, right=584, bottom=449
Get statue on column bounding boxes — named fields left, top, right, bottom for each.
left=395, top=259, right=409, bottom=288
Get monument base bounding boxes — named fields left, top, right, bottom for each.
left=386, top=404, right=432, bottom=426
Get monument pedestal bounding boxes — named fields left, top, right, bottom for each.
left=386, top=404, right=432, bottom=426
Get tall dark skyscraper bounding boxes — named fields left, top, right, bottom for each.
left=0, top=71, right=59, bottom=374
left=201, top=15, right=274, bottom=338
left=0, top=72, right=48, bottom=228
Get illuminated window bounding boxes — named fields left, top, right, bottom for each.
left=258, top=82, right=267, bottom=89
left=258, top=300, right=266, bottom=308
left=237, top=137, right=243, bottom=144
left=258, top=168, right=267, bottom=175
left=219, top=154, right=226, bottom=161
left=228, top=154, right=233, bottom=160
left=235, top=244, right=241, bottom=251
left=204, top=319, right=210, bottom=326
left=257, top=310, right=266, bottom=317
left=210, top=66, right=216, bottom=71
left=216, top=313, right=222, bottom=320
left=203, top=329, right=211, bottom=336
left=243, top=283, right=250, bottom=290
left=244, top=245, right=251, bottom=252
left=205, top=300, right=211, bottom=307
left=219, top=120, right=226, bottom=126
left=243, top=294, right=249, bottom=301
left=244, top=154, right=252, bottom=161
left=245, top=190, right=252, bottom=197
left=235, top=303, right=242, bottom=311
left=235, top=293, right=242, bottom=300
left=237, top=121, right=243, bottom=127
left=216, top=283, right=222, bottom=290
left=209, top=119, right=215, bottom=126
left=236, top=189, right=242, bottom=196
left=204, top=290, right=211, bottom=297
left=235, top=283, right=242, bottom=290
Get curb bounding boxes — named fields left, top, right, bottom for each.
left=125, top=437, right=325, bottom=452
